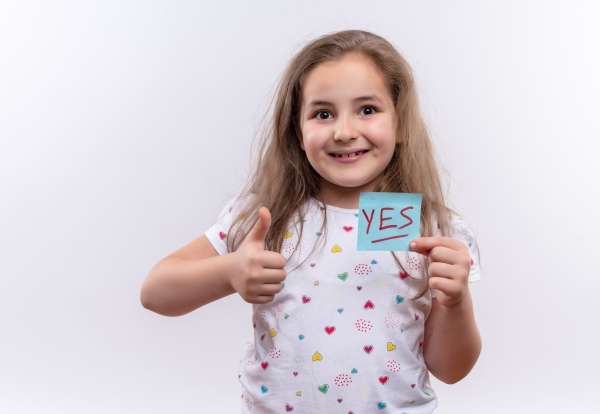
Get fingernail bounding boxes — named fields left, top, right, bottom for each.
left=410, top=241, right=416, bottom=249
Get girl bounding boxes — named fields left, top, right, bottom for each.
left=141, top=29, right=483, bottom=413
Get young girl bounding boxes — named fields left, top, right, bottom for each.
left=141, top=29, right=482, bottom=413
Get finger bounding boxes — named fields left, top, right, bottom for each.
left=258, top=283, right=284, bottom=296
left=254, top=295, right=274, bottom=304
left=258, top=268, right=287, bottom=284
left=428, top=276, right=462, bottom=297
left=245, top=207, right=272, bottom=246
left=259, top=250, right=288, bottom=269
left=428, top=261, right=463, bottom=280
left=428, top=246, right=465, bottom=266
left=410, top=236, right=465, bottom=256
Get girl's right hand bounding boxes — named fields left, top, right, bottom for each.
left=229, top=207, right=287, bottom=304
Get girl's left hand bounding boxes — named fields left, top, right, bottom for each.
left=409, top=236, right=472, bottom=308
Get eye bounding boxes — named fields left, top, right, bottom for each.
left=314, top=110, right=332, bottom=120
left=311, top=105, right=378, bottom=120
left=361, top=105, right=378, bottom=116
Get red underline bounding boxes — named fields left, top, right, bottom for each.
left=371, top=234, right=408, bottom=243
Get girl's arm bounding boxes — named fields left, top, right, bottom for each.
left=423, top=290, right=482, bottom=384
left=140, top=235, right=237, bottom=316
left=410, top=234, right=482, bottom=384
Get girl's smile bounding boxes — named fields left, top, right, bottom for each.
left=328, top=149, right=370, bottom=163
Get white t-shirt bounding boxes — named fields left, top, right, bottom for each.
left=204, top=193, right=482, bottom=414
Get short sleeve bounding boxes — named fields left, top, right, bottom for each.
left=449, top=214, right=482, bottom=283
left=430, top=212, right=482, bottom=298
left=204, top=193, right=249, bottom=255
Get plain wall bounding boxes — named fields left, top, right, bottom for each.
left=1, top=0, right=599, bottom=412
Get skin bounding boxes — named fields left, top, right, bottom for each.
left=411, top=236, right=482, bottom=384
left=299, top=51, right=398, bottom=209
left=299, top=52, right=482, bottom=384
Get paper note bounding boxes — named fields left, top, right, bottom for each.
left=357, top=192, right=422, bottom=251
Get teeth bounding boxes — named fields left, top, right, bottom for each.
left=333, top=150, right=365, bottom=158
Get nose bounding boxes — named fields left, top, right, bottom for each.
left=333, top=114, right=358, bottom=142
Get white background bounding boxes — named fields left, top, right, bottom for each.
left=2, top=1, right=599, bottom=412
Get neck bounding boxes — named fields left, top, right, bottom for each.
left=317, top=176, right=382, bottom=209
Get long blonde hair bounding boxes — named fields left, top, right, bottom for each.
left=226, top=29, right=457, bottom=300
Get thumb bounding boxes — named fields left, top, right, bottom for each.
left=244, top=206, right=271, bottom=247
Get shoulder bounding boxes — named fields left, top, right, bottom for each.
left=431, top=208, right=482, bottom=282
left=204, top=191, right=256, bottom=255
left=430, top=208, right=476, bottom=239
left=450, top=212, right=482, bottom=282
left=448, top=212, right=479, bottom=250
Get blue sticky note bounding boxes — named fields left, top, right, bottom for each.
left=357, top=192, right=422, bottom=251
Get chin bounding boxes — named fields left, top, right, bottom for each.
left=326, top=177, right=376, bottom=189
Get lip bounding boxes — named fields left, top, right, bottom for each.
left=328, top=149, right=369, bottom=163
left=328, top=148, right=369, bottom=156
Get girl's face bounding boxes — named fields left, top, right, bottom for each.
left=299, top=52, right=398, bottom=206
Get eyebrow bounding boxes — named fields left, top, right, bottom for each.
left=306, top=95, right=383, bottom=108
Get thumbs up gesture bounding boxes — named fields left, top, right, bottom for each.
left=229, top=207, right=288, bottom=304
